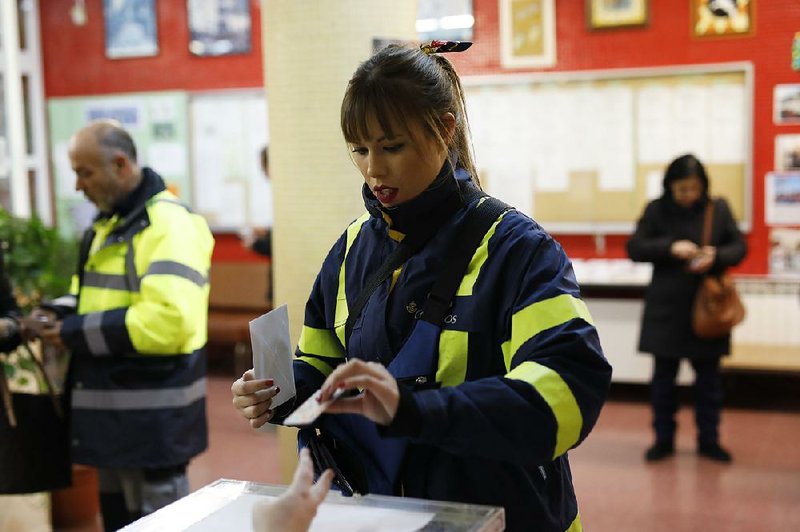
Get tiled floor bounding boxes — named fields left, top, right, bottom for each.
left=56, top=374, right=800, bottom=531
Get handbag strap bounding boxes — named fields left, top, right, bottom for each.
left=21, top=342, right=63, bottom=418
left=420, top=197, right=510, bottom=326
left=344, top=186, right=483, bottom=348
left=702, top=199, right=715, bottom=247
left=0, top=363, right=16, bottom=427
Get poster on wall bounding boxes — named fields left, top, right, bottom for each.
left=774, top=134, right=800, bottom=172
left=690, top=0, right=753, bottom=38
left=189, top=90, right=269, bottom=230
left=586, top=0, right=649, bottom=30
left=103, top=0, right=159, bottom=59
left=765, top=172, right=800, bottom=226
left=48, top=92, right=190, bottom=238
left=499, top=0, right=556, bottom=68
left=774, top=84, right=800, bottom=125
left=770, top=228, right=800, bottom=276
left=187, top=0, right=251, bottom=57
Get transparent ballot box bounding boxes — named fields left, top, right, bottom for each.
left=121, top=478, right=505, bottom=531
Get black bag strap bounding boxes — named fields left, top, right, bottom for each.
left=343, top=186, right=483, bottom=347
left=421, top=196, right=509, bottom=326
left=344, top=191, right=510, bottom=348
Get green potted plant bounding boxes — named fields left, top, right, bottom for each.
left=0, top=208, right=78, bottom=311
left=0, top=207, right=78, bottom=393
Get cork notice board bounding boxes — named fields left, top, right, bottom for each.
left=463, top=63, right=752, bottom=233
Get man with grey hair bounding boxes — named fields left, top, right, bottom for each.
left=31, top=119, right=214, bottom=530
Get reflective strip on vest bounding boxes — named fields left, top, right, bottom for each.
left=455, top=210, right=507, bottom=297
left=125, top=241, right=139, bottom=292
left=565, top=512, right=582, bottom=532
left=506, top=360, right=582, bottom=459
left=501, top=294, right=594, bottom=371
left=297, top=355, right=336, bottom=377
left=72, top=377, right=205, bottom=410
left=298, top=326, right=345, bottom=359
left=436, top=329, right=468, bottom=387
left=334, top=212, right=371, bottom=347
left=84, top=312, right=112, bottom=356
left=434, top=210, right=505, bottom=387
left=81, top=261, right=207, bottom=293
left=83, top=272, right=129, bottom=291
left=146, top=260, right=208, bottom=287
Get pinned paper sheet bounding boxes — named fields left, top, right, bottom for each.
left=249, top=304, right=295, bottom=415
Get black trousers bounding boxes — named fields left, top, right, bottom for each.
left=650, top=356, right=723, bottom=445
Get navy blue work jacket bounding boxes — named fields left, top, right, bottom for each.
left=275, top=173, right=612, bottom=532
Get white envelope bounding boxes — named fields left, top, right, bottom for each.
left=249, top=304, right=296, bottom=415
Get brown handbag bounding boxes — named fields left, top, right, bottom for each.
left=691, top=200, right=745, bottom=339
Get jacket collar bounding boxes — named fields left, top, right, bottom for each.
left=362, top=161, right=473, bottom=236
left=95, top=167, right=167, bottom=237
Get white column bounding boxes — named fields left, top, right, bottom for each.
left=1, top=0, right=31, bottom=217
left=261, top=0, right=415, bottom=481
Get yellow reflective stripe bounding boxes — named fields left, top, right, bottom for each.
left=455, top=210, right=507, bottom=297
left=506, top=361, right=582, bottom=459
left=334, top=212, right=371, bottom=346
left=565, top=512, right=582, bottom=532
left=436, top=329, right=468, bottom=387
left=298, top=326, right=344, bottom=358
left=501, top=294, right=593, bottom=371
left=77, top=286, right=131, bottom=313
left=297, top=356, right=336, bottom=377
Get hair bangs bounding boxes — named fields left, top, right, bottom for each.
left=342, top=76, right=429, bottom=144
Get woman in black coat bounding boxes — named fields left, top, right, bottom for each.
left=626, top=154, right=747, bottom=463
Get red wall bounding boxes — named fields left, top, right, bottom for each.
left=40, top=0, right=263, bottom=96
left=445, top=0, right=800, bottom=275
left=39, top=0, right=800, bottom=273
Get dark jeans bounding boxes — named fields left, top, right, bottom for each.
left=650, top=356, right=723, bottom=445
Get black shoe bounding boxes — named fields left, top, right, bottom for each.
left=698, top=443, right=732, bottom=463
left=645, top=441, right=674, bottom=461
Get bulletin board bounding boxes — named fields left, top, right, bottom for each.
left=463, top=62, right=753, bottom=233
left=188, top=89, right=270, bottom=231
left=47, top=91, right=190, bottom=237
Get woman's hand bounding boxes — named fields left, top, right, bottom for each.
left=319, top=359, right=400, bottom=426
left=687, top=246, right=716, bottom=274
left=671, top=239, right=699, bottom=260
left=231, top=369, right=280, bottom=429
left=252, top=447, right=334, bottom=532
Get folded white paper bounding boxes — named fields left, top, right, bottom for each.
left=249, top=304, right=295, bottom=412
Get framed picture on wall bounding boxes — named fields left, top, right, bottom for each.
left=586, top=0, right=649, bottom=30
left=188, top=0, right=252, bottom=57
left=691, top=0, right=754, bottom=38
left=775, top=134, right=800, bottom=172
left=103, top=0, right=159, bottom=59
left=765, top=173, right=800, bottom=226
left=499, top=0, right=556, bottom=68
left=774, top=84, right=800, bottom=125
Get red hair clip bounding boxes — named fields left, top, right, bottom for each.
left=420, top=40, right=473, bottom=55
